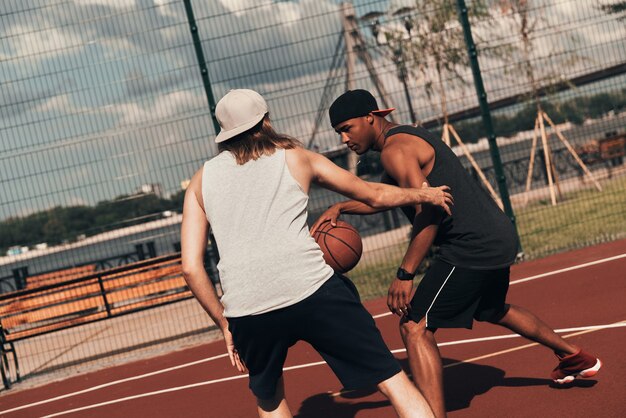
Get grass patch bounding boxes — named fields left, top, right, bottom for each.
left=516, top=175, right=626, bottom=258
left=348, top=243, right=405, bottom=300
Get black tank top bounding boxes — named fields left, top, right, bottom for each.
left=385, top=125, right=518, bottom=269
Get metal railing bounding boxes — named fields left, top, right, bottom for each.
left=0, top=253, right=198, bottom=388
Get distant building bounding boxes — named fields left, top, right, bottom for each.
left=137, top=183, right=164, bottom=198
left=6, top=245, right=29, bottom=256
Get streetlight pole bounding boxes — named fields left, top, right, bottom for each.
left=396, top=49, right=418, bottom=124
left=371, top=19, right=417, bottom=124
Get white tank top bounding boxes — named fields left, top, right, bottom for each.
left=201, top=148, right=334, bottom=317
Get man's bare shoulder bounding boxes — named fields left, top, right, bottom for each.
left=285, top=145, right=309, bottom=160
left=381, top=133, right=420, bottom=162
left=285, top=146, right=314, bottom=169
left=384, top=131, right=428, bottom=149
left=384, top=131, right=433, bottom=161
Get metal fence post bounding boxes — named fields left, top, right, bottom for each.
left=182, top=0, right=221, bottom=135
left=456, top=0, right=522, bottom=252
left=183, top=0, right=221, bottom=276
left=11, top=267, right=28, bottom=291
left=135, top=244, right=146, bottom=261
left=97, top=274, right=112, bottom=317
left=146, top=241, right=157, bottom=258
left=537, top=152, right=550, bottom=185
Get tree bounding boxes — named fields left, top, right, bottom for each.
left=494, top=0, right=580, bottom=110
left=373, top=0, right=493, bottom=126
left=494, top=0, right=603, bottom=205
left=42, top=216, right=67, bottom=245
left=361, top=1, right=505, bottom=206
left=599, top=1, right=626, bottom=20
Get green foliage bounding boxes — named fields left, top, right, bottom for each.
left=494, top=0, right=583, bottom=106
left=598, top=1, right=626, bottom=20
left=0, top=192, right=186, bottom=253
left=373, top=0, right=587, bottom=121
left=372, top=0, right=493, bottom=117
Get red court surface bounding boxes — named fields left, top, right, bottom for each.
left=1, top=239, right=625, bottom=417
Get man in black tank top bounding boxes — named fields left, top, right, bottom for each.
left=313, top=90, right=601, bottom=417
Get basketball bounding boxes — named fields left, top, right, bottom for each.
left=313, top=220, right=363, bottom=273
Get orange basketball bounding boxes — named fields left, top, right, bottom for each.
left=313, top=220, right=363, bottom=273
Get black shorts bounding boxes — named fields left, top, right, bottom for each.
left=407, top=260, right=511, bottom=330
left=227, top=274, right=401, bottom=400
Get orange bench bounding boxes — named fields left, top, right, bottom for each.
left=26, top=265, right=97, bottom=289
left=0, top=254, right=194, bottom=388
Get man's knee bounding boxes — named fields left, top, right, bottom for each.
left=255, top=377, right=285, bottom=412
left=400, top=317, right=434, bottom=343
left=257, top=396, right=280, bottom=412
left=256, top=392, right=284, bottom=413
left=377, top=370, right=404, bottom=397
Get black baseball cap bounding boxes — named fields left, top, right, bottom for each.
left=329, top=89, right=395, bottom=127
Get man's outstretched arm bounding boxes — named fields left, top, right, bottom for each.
left=309, top=156, right=451, bottom=234
left=180, top=170, right=246, bottom=372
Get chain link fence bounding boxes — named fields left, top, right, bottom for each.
left=1, top=0, right=624, bottom=386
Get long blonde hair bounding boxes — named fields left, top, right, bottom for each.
left=217, top=115, right=301, bottom=165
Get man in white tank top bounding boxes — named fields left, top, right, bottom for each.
left=181, top=89, right=453, bottom=418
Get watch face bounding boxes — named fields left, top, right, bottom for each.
left=397, top=268, right=414, bottom=280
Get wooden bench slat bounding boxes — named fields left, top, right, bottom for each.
left=2, top=295, right=104, bottom=329
left=5, top=311, right=108, bottom=341
left=110, top=291, right=192, bottom=314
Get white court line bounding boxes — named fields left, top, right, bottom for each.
left=0, top=353, right=228, bottom=415
left=509, top=253, right=626, bottom=285
left=372, top=252, right=626, bottom=319
left=441, top=322, right=621, bottom=369
left=40, top=361, right=329, bottom=418
left=8, top=322, right=625, bottom=417
left=327, top=320, right=626, bottom=398
left=390, top=321, right=626, bottom=354
left=3, top=252, right=624, bottom=416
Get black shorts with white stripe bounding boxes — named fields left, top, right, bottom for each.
left=407, top=260, right=511, bottom=330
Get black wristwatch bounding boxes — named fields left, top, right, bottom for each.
left=396, top=267, right=415, bottom=281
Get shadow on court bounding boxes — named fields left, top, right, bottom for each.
left=295, top=358, right=597, bottom=417
left=294, top=387, right=388, bottom=418
left=439, top=358, right=597, bottom=412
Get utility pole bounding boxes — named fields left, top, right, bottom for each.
left=341, top=3, right=360, bottom=174
left=341, top=2, right=398, bottom=173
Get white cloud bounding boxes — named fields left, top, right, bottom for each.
left=154, top=0, right=182, bottom=19
left=35, top=95, right=76, bottom=113
left=115, top=91, right=206, bottom=126
left=2, top=25, right=85, bottom=61
left=68, top=195, right=89, bottom=206
left=275, top=2, right=302, bottom=24
left=76, top=0, right=136, bottom=9
left=217, top=0, right=272, bottom=16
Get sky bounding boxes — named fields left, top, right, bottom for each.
left=0, top=0, right=624, bottom=222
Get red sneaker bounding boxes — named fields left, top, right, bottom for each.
left=551, top=349, right=602, bottom=384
